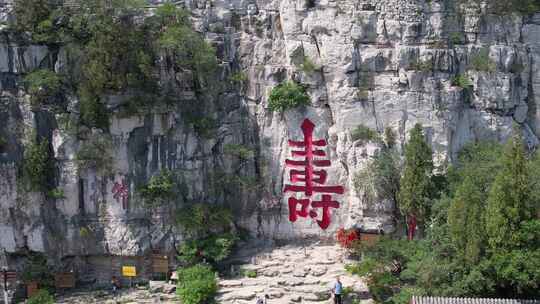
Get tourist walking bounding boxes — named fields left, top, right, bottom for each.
left=111, top=276, right=120, bottom=295
left=256, top=294, right=269, bottom=304
left=332, top=276, right=343, bottom=304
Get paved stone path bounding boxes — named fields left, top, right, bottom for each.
left=54, top=242, right=371, bottom=304
left=55, top=283, right=177, bottom=304
left=217, top=243, right=371, bottom=304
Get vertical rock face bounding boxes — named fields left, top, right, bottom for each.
left=0, top=0, right=539, bottom=267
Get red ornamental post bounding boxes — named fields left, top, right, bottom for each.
left=284, top=119, right=344, bottom=230
left=407, top=215, right=417, bottom=240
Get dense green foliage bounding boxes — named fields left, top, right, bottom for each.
left=24, top=138, right=54, bottom=191
left=177, top=264, right=217, bottom=304
left=351, top=124, right=380, bottom=143
left=12, top=1, right=218, bottom=130
left=158, top=16, right=217, bottom=85
left=348, top=137, right=540, bottom=302
left=21, top=254, right=54, bottom=289
left=12, top=0, right=55, bottom=42
left=354, top=148, right=400, bottom=206
left=24, top=70, right=63, bottom=106
left=27, top=289, right=54, bottom=304
left=175, top=203, right=233, bottom=236
left=176, top=203, right=237, bottom=266
left=398, top=123, right=434, bottom=228
left=139, top=170, right=175, bottom=205
left=268, top=81, right=310, bottom=112
left=447, top=142, right=503, bottom=264
left=178, top=233, right=238, bottom=265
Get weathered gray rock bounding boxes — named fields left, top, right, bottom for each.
left=0, top=0, right=539, bottom=289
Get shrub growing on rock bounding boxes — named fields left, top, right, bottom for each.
left=12, top=0, right=53, bottom=37
left=268, top=81, right=310, bottom=112
left=451, top=74, right=472, bottom=88
left=228, top=71, right=248, bottom=84
left=469, top=49, right=496, bottom=72
left=21, top=254, right=54, bottom=290
left=177, top=264, right=217, bottom=304
left=47, top=188, right=65, bottom=200
left=176, top=203, right=233, bottom=236
left=157, top=14, right=217, bottom=84
left=178, top=233, right=238, bottom=265
left=351, top=124, right=380, bottom=143
left=176, top=204, right=237, bottom=266
left=139, top=170, right=175, bottom=206
left=76, top=136, right=113, bottom=174
left=27, top=289, right=54, bottom=304
left=299, top=56, right=319, bottom=74
left=223, top=143, right=254, bottom=160
left=24, top=70, right=63, bottom=106
left=24, top=138, right=54, bottom=191
left=354, top=148, right=401, bottom=207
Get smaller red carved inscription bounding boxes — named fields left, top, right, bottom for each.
left=112, top=179, right=129, bottom=210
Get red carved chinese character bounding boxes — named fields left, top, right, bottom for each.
left=288, top=197, right=310, bottom=222
left=112, top=179, right=129, bottom=210
left=284, top=119, right=344, bottom=196
left=284, top=119, right=344, bottom=230
left=311, top=195, right=340, bottom=229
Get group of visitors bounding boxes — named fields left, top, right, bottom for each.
left=255, top=276, right=343, bottom=304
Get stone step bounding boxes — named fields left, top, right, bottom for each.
left=216, top=244, right=369, bottom=304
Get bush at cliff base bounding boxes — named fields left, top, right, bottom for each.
left=27, top=289, right=54, bottom=304
left=177, top=264, right=217, bottom=304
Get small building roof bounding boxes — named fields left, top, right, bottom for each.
left=411, top=297, right=540, bottom=304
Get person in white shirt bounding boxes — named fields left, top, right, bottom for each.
left=332, top=276, right=343, bottom=304
left=256, top=294, right=269, bottom=304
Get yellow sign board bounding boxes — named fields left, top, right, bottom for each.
left=122, top=266, right=137, bottom=277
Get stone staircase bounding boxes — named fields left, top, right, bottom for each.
left=216, top=243, right=371, bottom=304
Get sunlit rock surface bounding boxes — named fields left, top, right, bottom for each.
left=0, top=0, right=539, bottom=286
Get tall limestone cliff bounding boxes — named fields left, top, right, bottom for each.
left=0, top=0, right=540, bottom=282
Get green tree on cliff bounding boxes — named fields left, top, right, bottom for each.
left=447, top=141, right=502, bottom=264
left=483, top=135, right=540, bottom=295
left=485, top=135, right=534, bottom=250
left=398, top=123, right=434, bottom=238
